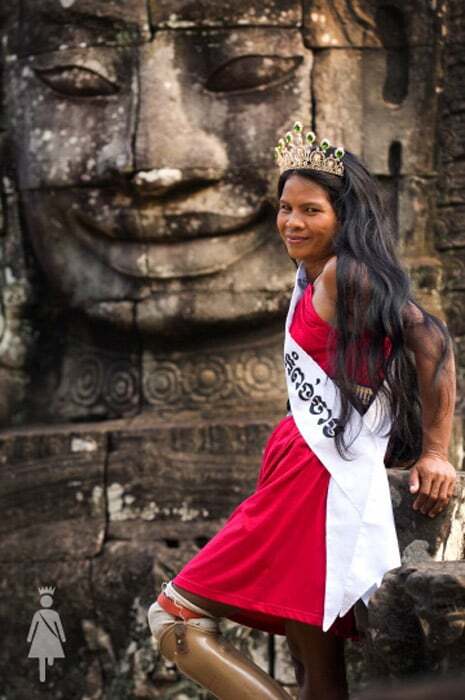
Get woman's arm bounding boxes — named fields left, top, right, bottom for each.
left=404, top=303, right=457, bottom=517
left=317, top=264, right=457, bottom=517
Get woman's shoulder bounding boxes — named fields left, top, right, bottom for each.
left=311, top=256, right=338, bottom=327
left=321, top=256, right=337, bottom=277
left=318, top=256, right=337, bottom=298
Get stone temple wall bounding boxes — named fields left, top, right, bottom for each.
left=0, top=2, right=464, bottom=699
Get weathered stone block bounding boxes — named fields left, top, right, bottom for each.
left=442, top=250, right=465, bottom=292
left=435, top=204, right=465, bottom=249
left=313, top=48, right=438, bottom=176
left=17, top=0, right=151, bottom=56
left=302, top=0, right=438, bottom=49
left=398, top=177, right=438, bottom=256
left=150, top=0, right=302, bottom=28
left=0, top=429, right=106, bottom=562
left=364, top=562, right=465, bottom=680
left=437, top=160, right=465, bottom=207
left=106, top=419, right=278, bottom=541
left=361, top=48, right=437, bottom=176
left=312, top=48, right=364, bottom=157
left=439, top=112, right=465, bottom=164
left=443, top=292, right=465, bottom=337
left=442, top=50, right=465, bottom=115
left=90, top=541, right=161, bottom=696
left=404, top=258, right=444, bottom=317
left=0, top=368, right=27, bottom=426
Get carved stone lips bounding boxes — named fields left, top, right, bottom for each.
left=76, top=204, right=268, bottom=242
left=72, top=207, right=271, bottom=279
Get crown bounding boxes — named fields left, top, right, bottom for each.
left=274, top=121, right=345, bottom=177
left=38, top=586, right=55, bottom=596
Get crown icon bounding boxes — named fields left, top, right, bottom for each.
left=274, top=121, right=345, bottom=177
left=38, top=586, right=56, bottom=596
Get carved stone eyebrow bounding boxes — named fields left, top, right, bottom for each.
left=17, top=1, right=151, bottom=57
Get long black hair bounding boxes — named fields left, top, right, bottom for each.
left=278, top=151, right=453, bottom=463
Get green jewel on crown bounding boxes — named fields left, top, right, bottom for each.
left=274, top=123, right=345, bottom=177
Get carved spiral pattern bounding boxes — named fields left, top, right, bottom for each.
left=102, top=362, right=139, bottom=413
left=183, top=357, right=234, bottom=403
left=143, top=361, right=182, bottom=406
left=236, top=352, right=279, bottom=396
left=142, top=349, right=284, bottom=408
left=71, top=356, right=103, bottom=406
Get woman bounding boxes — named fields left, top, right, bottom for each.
left=148, top=123, right=457, bottom=700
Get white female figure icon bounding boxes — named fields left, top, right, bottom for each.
left=27, top=587, right=66, bottom=682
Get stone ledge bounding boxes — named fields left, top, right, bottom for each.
left=388, top=469, right=465, bottom=562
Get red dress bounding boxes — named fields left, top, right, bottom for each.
left=172, top=282, right=359, bottom=638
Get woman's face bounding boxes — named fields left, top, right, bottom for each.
left=276, top=174, right=339, bottom=268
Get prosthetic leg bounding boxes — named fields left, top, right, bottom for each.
left=148, top=581, right=291, bottom=700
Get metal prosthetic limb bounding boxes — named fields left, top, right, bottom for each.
left=148, top=581, right=291, bottom=700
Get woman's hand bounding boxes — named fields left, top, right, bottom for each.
left=409, top=453, right=457, bottom=517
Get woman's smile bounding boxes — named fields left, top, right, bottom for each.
left=285, top=233, right=310, bottom=244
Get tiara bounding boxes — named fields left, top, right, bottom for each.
left=38, top=586, right=55, bottom=596
left=274, top=121, right=345, bottom=177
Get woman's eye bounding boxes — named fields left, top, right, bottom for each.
left=206, top=55, right=302, bottom=93
left=34, top=66, right=120, bottom=97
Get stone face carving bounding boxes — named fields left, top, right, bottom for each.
left=0, top=0, right=319, bottom=423
left=8, top=23, right=310, bottom=332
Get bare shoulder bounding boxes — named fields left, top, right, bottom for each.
left=312, top=256, right=338, bottom=326
left=319, top=256, right=337, bottom=301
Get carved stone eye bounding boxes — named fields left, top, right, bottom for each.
left=206, top=55, right=303, bottom=93
left=34, top=66, right=119, bottom=97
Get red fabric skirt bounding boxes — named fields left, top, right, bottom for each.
left=172, top=415, right=359, bottom=639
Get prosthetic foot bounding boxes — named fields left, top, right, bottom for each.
left=148, top=582, right=291, bottom=700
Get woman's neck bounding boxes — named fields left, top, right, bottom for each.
left=302, top=256, right=333, bottom=284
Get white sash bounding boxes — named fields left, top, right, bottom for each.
left=284, top=263, right=400, bottom=632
